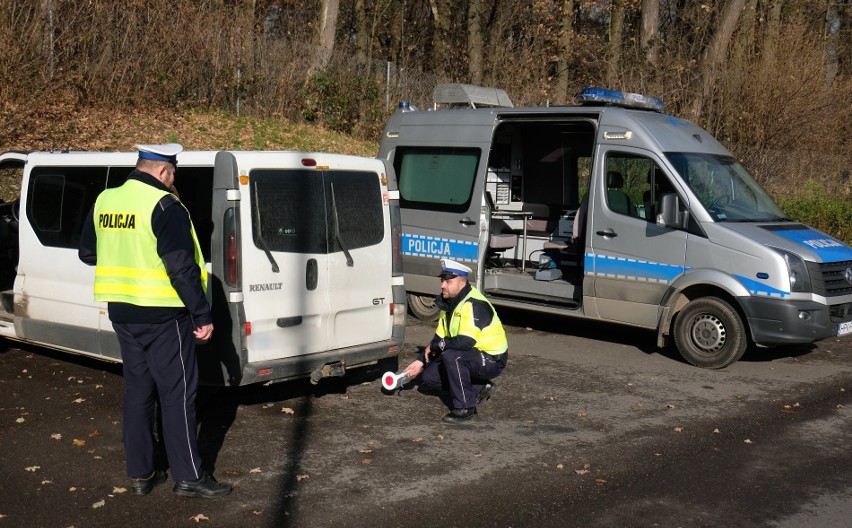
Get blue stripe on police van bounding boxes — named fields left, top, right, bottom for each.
left=585, top=253, right=688, bottom=284
left=733, top=274, right=790, bottom=298
left=768, top=228, right=852, bottom=263
left=401, top=233, right=478, bottom=262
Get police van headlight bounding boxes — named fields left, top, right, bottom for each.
left=772, top=248, right=812, bottom=293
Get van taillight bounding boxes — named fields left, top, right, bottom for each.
left=226, top=231, right=238, bottom=285
left=224, top=208, right=239, bottom=288
left=389, top=202, right=402, bottom=276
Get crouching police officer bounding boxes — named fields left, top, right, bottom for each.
left=79, top=144, right=231, bottom=498
left=402, top=259, right=508, bottom=422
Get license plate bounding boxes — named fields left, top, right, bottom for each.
left=840, top=321, right=852, bottom=336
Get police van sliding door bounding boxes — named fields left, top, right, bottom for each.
left=244, top=164, right=329, bottom=362
left=587, top=148, right=687, bottom=327
left=394, top=146, right=484, bottom=292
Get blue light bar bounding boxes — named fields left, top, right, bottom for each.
left=577, top=87, right=665, bottom=112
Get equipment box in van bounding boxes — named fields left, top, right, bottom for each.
left=0, top=150, right=405, bottom=386
left=379, top=84, right=852, bottom=368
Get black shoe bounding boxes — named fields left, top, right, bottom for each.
left=442, top=407, right=477, bottom=423
left=130, top=470, right=168, bottom=496
left=476, top=382, right=496, bottom=406
left=173, top=473, right=232, bottom=499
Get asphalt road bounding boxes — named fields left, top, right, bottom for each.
left=1, top=311, right=850, bottom=528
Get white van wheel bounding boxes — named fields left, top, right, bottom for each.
left=673, top=297, right=747, bottom=369
left=408, top=293, right=439, bottom=321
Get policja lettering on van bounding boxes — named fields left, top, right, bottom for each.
left=98, top=212, right=136, bottom=230
left=249, top=282, right=283, bottom=292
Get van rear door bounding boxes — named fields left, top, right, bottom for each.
left=393, top=146, right=485, bottom=293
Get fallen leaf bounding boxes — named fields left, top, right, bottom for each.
left=674, top=427, right=684, bottom=433
left=713, top=428, right=720, bottom=434
left=91, top=500, right=105, bottom=509
left=72, top=439, right=86, bottom=447
left=88, top=431, right=100, bottom=438
left=339, top=395, right=350, bottom=400
left=249, top=467, right=262, bottom=474
left=73, top=398, right=85, bottom=404
left=190, top=513, right=210, bottom=523
left=595, top=479, right=607, bottom=485
left=577, top=412, right=588, bottom=417
left=666, top=404, right=675, bottom=409
left=25, top=466, right=40, bottom=472
left=556, top=464, right=564, bottom=470
left=41, top=479, right=53, bottom=484
left=296, top=474, right=309, bottom=481
left=51, top=433, right=62, bottom=440
left=412, top=437, right=424, bottom=443
left=112, top=487, right=127, bottom=494
left=358, top=449, right=373, bottom=454
left=437, top=434, right=444, bottom=440
left=574, top=469, right=590, bottom=476
left=69, top=487, right=77, bottom=492
left=362, top=459, right=372, bottom=465
left=224, top=470, right=241, bottom=477
left=473, top=453, right=483, bottom=458
left=15, top=417, right=24, bottom=424
left=252, top=511, right=263, bottom=516
left=281, top=407, right=294, bottom=414
left=744, top=439, right=753, bottom=444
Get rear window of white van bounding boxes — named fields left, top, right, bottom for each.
left=250, top=169, right=383, bottom=254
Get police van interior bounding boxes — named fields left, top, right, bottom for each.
left=481, top=118, right=595, bottom=311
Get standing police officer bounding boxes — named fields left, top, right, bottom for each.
left=402, top=259, right=508, bottom=422
left=79, top=144, right=231, bottom=498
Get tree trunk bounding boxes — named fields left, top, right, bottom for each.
left=607, top=0, right=624, bottom=87
left=429, top=0, right=450, bottom=81
left=467, top=0, right=485, bottom=85
left=640, top=0, right=660, bottom=66
left=555, top=0, right=575, bottom=103
left=311, top=0, right=340, bottom=75
left=355, top=0, right=367, bottom=64
left=691, top=0, right=746, bottom=118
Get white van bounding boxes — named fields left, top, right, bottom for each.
left=0, top=150, right=406, bottom=386
left=379, top=84, right=852, bottom=368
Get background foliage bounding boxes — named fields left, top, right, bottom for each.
left=0, top=0, right=849, bottom=241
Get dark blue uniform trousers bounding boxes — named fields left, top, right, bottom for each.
left=421, top=348, right=505, bottom=410
left=113, top=315, right=202, bottom=482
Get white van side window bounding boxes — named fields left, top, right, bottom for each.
left=27, top=166, right=107, bottom=249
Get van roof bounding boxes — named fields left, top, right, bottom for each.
left=384, top=104, right=730, bottom=156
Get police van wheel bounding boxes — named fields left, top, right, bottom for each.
left=408, top=293, right=439, bottom=322
left=673, top=297, right=747, bottom=369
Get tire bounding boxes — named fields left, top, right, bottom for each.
left=673, top=297, right=747, bottom=369
left=408, top=293, right=439, bottom=322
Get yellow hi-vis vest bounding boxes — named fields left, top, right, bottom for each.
left=93, top=179, right=207, bottom=306
left=436, top=287, right=508, bottom=355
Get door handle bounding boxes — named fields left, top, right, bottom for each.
left=459, top=217, right=476, bottom=226
left=596, top=229, right=618, bottom=238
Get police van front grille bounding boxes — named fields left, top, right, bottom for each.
left=808, top=260, right=852, bottom=297
left=830, top=302, right=852, bottom=322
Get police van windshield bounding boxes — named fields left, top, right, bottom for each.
left=665, top=153, right=788, bottom=222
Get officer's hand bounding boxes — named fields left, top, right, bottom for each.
left=194, top=323, right=213, bottom=342
left=403, top=360, right=424, bottom=379
left=423, top=345, right=433, bottom=364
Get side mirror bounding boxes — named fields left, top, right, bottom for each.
left=656, top=193, right=684, bottom=229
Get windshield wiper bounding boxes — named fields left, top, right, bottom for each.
left=330, top=182, right=354, bottom=267
left=253, top=183, right=280, bottom=273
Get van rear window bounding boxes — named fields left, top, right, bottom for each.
left=394, top=147, right=480, bottom=213
left=250, top=169, right=383, bottom=254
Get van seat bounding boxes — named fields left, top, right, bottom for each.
left=489, top=233, right=517, bottom=249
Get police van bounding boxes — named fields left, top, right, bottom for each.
left=0, top=150, right=405, bottom=386
left=379, top=84, right=852, bottom=368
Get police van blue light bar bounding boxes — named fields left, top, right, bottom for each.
left=577, top=87, right=665, bottom=112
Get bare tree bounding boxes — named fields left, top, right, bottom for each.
left=640, top=0, right=660, bottom=66
left=555, top=0, right=575, bottom=103
left=607, top=0, right=625, bottom=86
left=311, top=0, right=340, bottom=74
left=429, top=0, right=450, bottom=80
left=467, top=0, right=485, bottom=85
left=691, top=0, right=747, bottom=118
